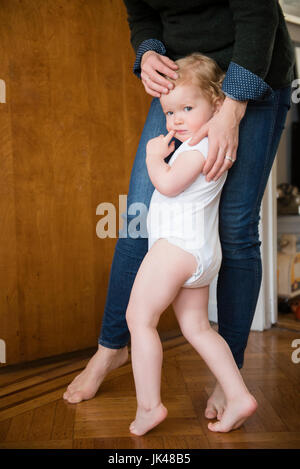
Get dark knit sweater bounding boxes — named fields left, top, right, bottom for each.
left=123, top=0, right=295, bottom=92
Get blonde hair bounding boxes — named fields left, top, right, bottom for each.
left=165, top=53, right=225, bottom=106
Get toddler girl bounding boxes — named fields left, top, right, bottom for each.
left=126, top=53, right=257, bottom=436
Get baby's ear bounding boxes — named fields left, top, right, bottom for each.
left=213, top=99, right=223, bottom=115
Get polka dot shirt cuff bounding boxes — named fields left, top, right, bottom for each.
left=222, top=62, right=274, bottom=101
left=133, top=39, right=166, bottom=78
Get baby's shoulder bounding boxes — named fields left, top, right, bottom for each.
left=179, top=137, right=209, bottom=159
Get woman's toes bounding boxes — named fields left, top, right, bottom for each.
left=217, top=407, right=224, bottom=420
left=208, top=421, right=221, bottom=432
left=129, top=422, right=139, bottom=435
left=63, top=390, right=72, bottom=400
left=205, top=408, right=217, bottom=419
left=66, top=391, right=82, bottom=404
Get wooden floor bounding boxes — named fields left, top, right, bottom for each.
left=0, top=326, right=299, bottom=449
left=277, top=312, right=300, bottom=332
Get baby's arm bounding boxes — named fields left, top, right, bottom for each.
left=161, top=150, right=205, bottom=196
left=146, top=131, right=206, bottom=197
left=147, top=148, right=205, bottom=197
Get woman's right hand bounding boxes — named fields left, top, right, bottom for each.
left=140, top=51, right=179, bottom=98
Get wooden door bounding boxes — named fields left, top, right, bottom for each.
left=0, top=0, right=179, bottom=366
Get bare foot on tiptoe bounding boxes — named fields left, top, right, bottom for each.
left=207, top=393, right=258, bottom=432
left=63, top=345, right=128, bottom=404
left=205, top=382, right=226, bottom=420
left=129, top=403, right=168, bottom=436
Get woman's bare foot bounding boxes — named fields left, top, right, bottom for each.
left=207, top=393, right=258, bottom=432
left=63, top=345, right=128, bottom=404
left=205, top=382, right=226, bottom=420
left=129, top=403, right=168, bottom=436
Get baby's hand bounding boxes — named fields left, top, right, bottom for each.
left=146, top=130, right=176, bottom=160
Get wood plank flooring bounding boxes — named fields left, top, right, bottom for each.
left=277, top=312, right=300, bottom=332
left=0, top=327, right=299, bottom=449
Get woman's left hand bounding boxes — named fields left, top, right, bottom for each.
left=189, top=97, right=248, bottom=182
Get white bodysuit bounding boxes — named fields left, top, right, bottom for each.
left=146, top=137, right=227, bottom=288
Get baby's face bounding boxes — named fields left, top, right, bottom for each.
left=160, top=84, right=216, bottom=142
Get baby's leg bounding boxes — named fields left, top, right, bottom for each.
left=172, top=286, right=257, bottom=432
left=126, top=239, right=198, bottom=436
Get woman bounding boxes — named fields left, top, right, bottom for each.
left=63, top=0, right=295, bottom=420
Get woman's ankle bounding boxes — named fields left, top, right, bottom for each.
left=97, top=344, right=127, bottom=354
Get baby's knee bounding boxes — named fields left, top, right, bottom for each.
left=126, top=307, right=137, bottom=331
left=180, top=319, right=211, bottom=342
left=126, top=306, right=156, bottom=332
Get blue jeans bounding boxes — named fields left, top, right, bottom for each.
left=99, top=86, right=292, bottom=368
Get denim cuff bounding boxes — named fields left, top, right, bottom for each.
left=222, top=62, right=274, bottom=101
left=98, top=338, right=129, bottom=349
left=133, top=38, right=166, bottom=78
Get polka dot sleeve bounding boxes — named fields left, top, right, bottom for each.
left=133, top=39, right=166, bottom=79
left=222, top=61, right=274, bottom=101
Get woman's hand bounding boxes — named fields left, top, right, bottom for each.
left=141, top=51, right=179, bottom=98
left=146, top=130, right=176, bottom=160
left=189, top=97, right=248, bottom=182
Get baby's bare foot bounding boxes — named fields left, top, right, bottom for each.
left=205, top=382, right=226, bottom=420
left=63, top=345, right=128, bottom=404
left=208, top=393, right=258, bottom=433
left=129, top=403, right=168, bottom=436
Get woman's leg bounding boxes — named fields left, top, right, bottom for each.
left=126, top=239, right=198, bottom=436
left=172, top=286, right=257, bottom=432
left=205, top=86, right=292, bottom=418
left=63, top=99, right=180, bottom=403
